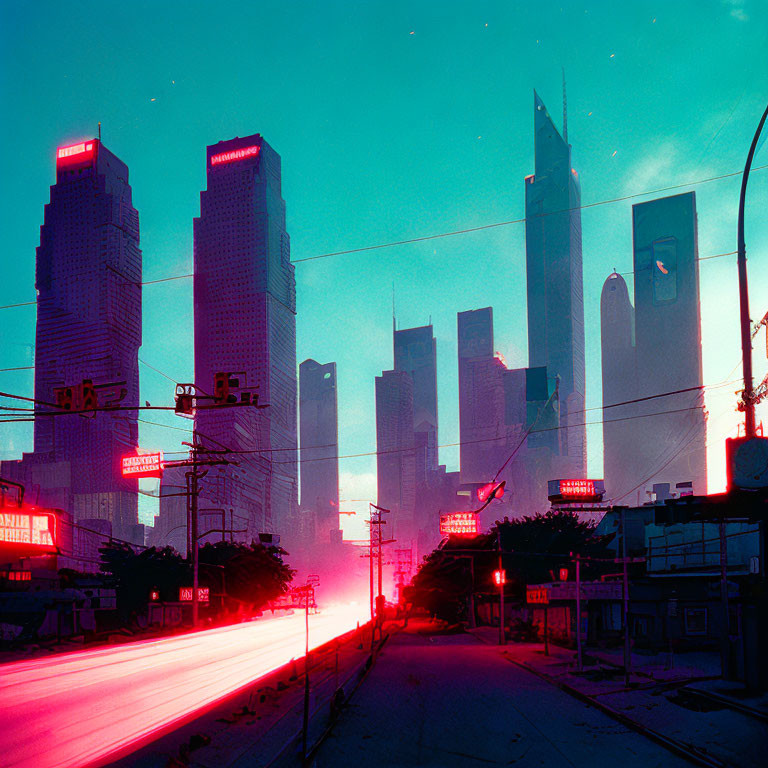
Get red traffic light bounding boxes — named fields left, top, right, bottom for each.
left=478, top=481, right=505, bottom=503
left=559, top=567, right=569, bottom=581
left=149, top=590, right=160, bottom=602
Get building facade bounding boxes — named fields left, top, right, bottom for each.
left=299, top=358, right=339, bottom=544
left=375, top=369, right=416, bottom=543
left=525, top=91, right=586, bottom=476
left=193, top=134, right=298, bottom=536
left=1, top=139, right=142, bottom=541
left=601, top=192, right=707, bottom=504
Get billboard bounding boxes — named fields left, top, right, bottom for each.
left=439, top=511, right=479, bottom=535
left=547, top=478, right=605, bottom=503
left=121, top=452, right=164, bottom=478
left=179, top=587, right=210, bottom=603
left=0, top=509, right=57, bottom=558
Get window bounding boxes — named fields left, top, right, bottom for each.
left=652, top=237, right=678, bottom=304
left=684, top=607, right=707, bottom=636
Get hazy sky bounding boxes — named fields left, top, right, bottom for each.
left=1, top=0, right=767, bottom=537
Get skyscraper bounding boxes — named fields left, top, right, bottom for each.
left=394, top=325, right=438, bottom=485
left=299, top=358, right=339, bottom=543
left=193, top=134, right=297, bottom=535
left=2, top=139, right=142, bottom=540
left=600, top=191, right=707, bottom=503
left=375, top=369, right=415, bottom=540
left=457, top=307, right=496, bottom=485
left=525, top=91, right=586, bottom=476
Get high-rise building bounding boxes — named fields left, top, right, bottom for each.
left=299, top=358, right=339, bottom=543
left=457, top=307, right=496, bottom=485
left=394, top=325, right=438, bottom=485
left=525, top=91, right=586, bottom=476
left=1, top=139, right=142, bottom=540
left=193, top=134, right=297, bottom=535
left=600, top=191, right=707, bottom=504
left=375, top=369, right=415, bottom=541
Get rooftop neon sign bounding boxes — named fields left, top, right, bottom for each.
left=0, top=510, right=56, bottom=549
left=439, top=511, right=479, bottom=535
left=57, top=142, right=94, bottom=160
left=210, top=145, right=260, bottom=166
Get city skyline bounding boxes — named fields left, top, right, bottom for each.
left=1, top=2, right=767, bottom=541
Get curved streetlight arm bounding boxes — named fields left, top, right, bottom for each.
left=737, top=101, right=768, bottom=438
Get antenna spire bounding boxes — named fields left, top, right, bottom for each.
left=562, top=67, right=568, bottom=143
left=98, top=122, right=102, bottom=141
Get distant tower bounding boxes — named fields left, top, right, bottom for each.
left=600, top=272, right=638, bottom=503
left=457, top=308, right=496, bottom=485
left=525, top=90, right=586, bottom=476
left=1, top=139, right=142, bottom=540
left=394, top=325, right=438, bottom=484
left=299, top=359, right=339, bottom=542
left=375, top=370, right=415, bottom=540
left=194, top=134, right=297, bottom=535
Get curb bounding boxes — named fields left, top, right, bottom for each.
left=683, top=685, right=768, bottom=724
left=502, top=654, right=727, bottom=768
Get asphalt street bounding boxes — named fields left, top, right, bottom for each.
left=310, top=626, right=693, bottom=767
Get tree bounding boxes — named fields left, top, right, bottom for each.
left=198, top=540, right=295, bottom=613
left=99, top=542, right=189, bottom=624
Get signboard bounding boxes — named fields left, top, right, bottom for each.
left=439, top=511, right=479, bottom=535
left=179, top=587, right=210, bottom=603
left=56, top=140, right=97, bottom=169
left=210, top=145, right=260, bottom=166
left=726, top=437, right=768, bottom=491
left=121, top=452, right=164, bottom=478
left=0, top=510, right=57, bottom=555
left=527, top=586, right=549, bottom=604
left=547, top=478, right=605, bottom=503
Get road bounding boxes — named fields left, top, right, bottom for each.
left=0, top=603, right=367, bottom=768
left=308, top=625, right=693, bottom=767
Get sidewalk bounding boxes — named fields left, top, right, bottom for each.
left=469, top=628, right=766, bottom=768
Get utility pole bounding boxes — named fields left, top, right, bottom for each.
left=498, top=529, right=505, bottom=646
left=621, top=508, right=631, bottom=687
left=575, top=553, right=583, bottom=671
left=190, top=431, right=200, bottom=627
left=719, top=515, right=731, bottom=680
left=368, top=504, right=393, bottom=642
left=301, top=583, right=310, bottom=765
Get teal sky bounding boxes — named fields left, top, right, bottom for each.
left=1, top=0, right=767, bottom=536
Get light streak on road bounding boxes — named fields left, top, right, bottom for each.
left=0, top=602, right=368, bottom=768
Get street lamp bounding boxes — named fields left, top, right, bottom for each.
left=736, top=101, right=768, bottom=436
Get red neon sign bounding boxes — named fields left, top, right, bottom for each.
left=439, top=512, right=479, bottom=535
left=56, top=141, right=96, bottom=168
left=548, top=478, right=605, bottom=503
left=527, top=586, right=549, bottom=604
left=121, top=452, right=164, bottom=478
left=179, top=587, right=210, bottom=603
left=0, top=510, right=56, bottom=550
left=210, top=145, right=260, bottom=166
left=494, top=569, right=506, bottom=586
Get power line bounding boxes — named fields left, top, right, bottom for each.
left=0, top=164, right=765, bottom=310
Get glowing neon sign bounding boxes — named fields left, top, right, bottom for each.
left=210, top=145, right=260, bottom=166
left=477, top=481, right=505, bottom=503
left=57, top=142, right=94, bottom=159
left=527, top=586, right=549, bottom=604
left=547, top=479, right=605, bottom=503
left=179, top=587, right=210, bottom=603
left=439, top=512, right=479, bottom=535
left=0, top=510, right=56, bottom=549
left=121, top=452, right=164, bottom=478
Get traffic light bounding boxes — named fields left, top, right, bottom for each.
left=559, top=567, right=569, bottom=581
left=54, top=386, right=74, bottom=411
left=175, top=393, right=194, bottom=415
left=81, top=379, right=97, bottom=411
left=149, top=589, right=160, bottom=602
left=213, top=373, right=239, bottom=404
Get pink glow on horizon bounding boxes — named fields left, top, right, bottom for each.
left=0, top=603, right=369, bottom=768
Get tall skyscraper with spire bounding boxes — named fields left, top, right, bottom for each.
left=1, top=139, right=142, bottom=540
left=193, top=134, right=298, bottom=536
left=525, top=89, right=586, bottom=476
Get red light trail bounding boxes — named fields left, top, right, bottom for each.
left=0, top=603, right=367, bottom=768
